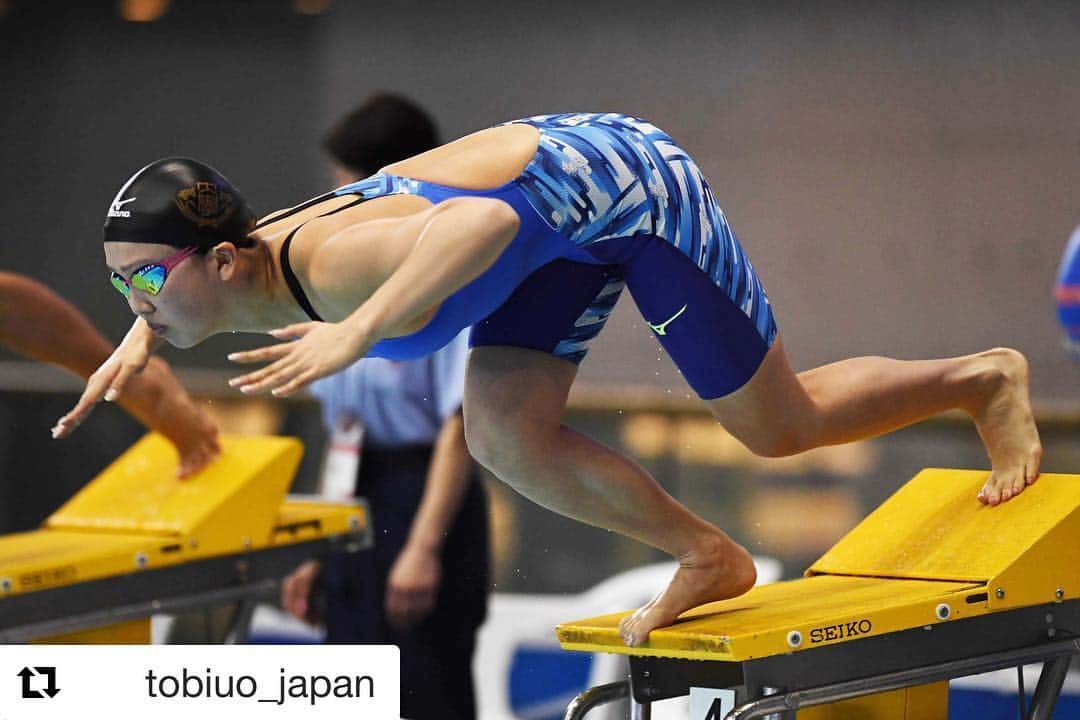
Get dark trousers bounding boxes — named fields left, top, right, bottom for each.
left=322, top=444, right=489, bottom=720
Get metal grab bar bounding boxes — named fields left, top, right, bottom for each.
left=728, top=638, right=1080, bottom=720
left=564, top=680, right=630, bottom=720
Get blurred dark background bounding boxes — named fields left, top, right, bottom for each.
left=0, top=0, right=1078, bottom=590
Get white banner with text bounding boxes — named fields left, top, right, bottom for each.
left=0, top=644, right=399, bottom=719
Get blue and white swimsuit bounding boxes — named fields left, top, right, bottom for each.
left=279, top=113, right=777, bottom=399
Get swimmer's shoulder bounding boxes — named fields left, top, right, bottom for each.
left=382, top=122, right=541, bottom=190
left=299, top=209, right=441, bottom=330
left=251, top=193, right=432, bottom=323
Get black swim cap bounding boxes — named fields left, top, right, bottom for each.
left=103, top=157, right=256, bottom=248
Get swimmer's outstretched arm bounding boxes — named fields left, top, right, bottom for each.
left=51, top=314, right=219, bottom=475
left=0, top=273, right=219, bottom=475
left=229, top=197, right=519, bottom=396
left=52, top=316, right=160, bottom=435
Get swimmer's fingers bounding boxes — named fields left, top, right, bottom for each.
left=230, top=321, right=366, bottom=396
left=256, top=362, right=310, bottom=397
left=227, top=341, right=295, bottom=366
left=268, top=369, right=320, bottom=398
left=227, top=345, right=298, bottom=390
left=51, top=358, right=134, bottom=438
left=104, top=359, right=142, bottom=402
left=229, top=356, right=303, bottom=395
left=268, top=322, right=320, bottom=341
left=51, top=398, right=95, bottom=439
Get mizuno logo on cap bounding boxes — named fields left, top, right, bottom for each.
left=108, top=197, right=137, bottom=218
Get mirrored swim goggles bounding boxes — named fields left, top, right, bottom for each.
left=109, top=245, right=199, bottom=299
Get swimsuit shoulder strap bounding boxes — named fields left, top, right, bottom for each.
left=279, top=224, right=324, bottom=322
left=274, top=194, right=371, bottom=323
left=253, top=190, right=338, bottom=231
left=252, top=183, right=373, bottom=232
left=261, top=176, right=411, bottom=322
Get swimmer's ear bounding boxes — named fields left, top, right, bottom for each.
left=210, top=242, right=239, bottom=280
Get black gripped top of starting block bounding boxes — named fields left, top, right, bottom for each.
left=0, top=533, right=362, bottom=639
left=627, top=598, right=1080, bottom=703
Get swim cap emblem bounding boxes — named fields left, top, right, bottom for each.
left=174, top=182, right=237, bottom=229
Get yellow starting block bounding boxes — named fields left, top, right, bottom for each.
left=556, top=469, right=1080, bottom=720
left=0, top=433, right=369, bottom=643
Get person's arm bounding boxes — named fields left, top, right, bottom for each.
left=0, top=272, right=218, bottom=475
left=228, top=197, right=519, bottom=396
left=117, top=355, right=221, bottom=477
left=281, top=558, right=323, bottom=625
left=0, top=271, right=133, bottom=377
left=384, top=410, right=475, bottom=629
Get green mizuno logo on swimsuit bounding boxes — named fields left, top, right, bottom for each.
left=648, top=304, right=687, bottom=336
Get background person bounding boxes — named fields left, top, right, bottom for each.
left=280, top=93, right=489, bottom=720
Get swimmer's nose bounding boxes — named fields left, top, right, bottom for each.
left=128, top=293, right=155, bottom=315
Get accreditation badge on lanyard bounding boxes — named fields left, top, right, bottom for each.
left=320, top=417, right=364, bottom=501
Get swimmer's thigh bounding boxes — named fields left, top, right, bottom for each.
left=622, top=237, right=776, bottom=400
left=466, top=259, right=623, bottom=447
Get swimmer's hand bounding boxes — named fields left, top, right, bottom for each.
left=227, top=321, right=372, bottom=397
left=52, top=318, right=158, bottom=438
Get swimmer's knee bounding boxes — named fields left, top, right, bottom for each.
left=464, top=421, right=503, bottom=472
left=464, top=410, right=551, bottom=475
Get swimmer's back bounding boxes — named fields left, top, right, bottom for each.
left=381, top=123, right=541, bottom=190
left=252, top=123, right=541, bottom=238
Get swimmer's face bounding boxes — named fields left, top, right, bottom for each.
left=104, top=242, right=220, bottom=348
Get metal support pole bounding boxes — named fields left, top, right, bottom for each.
left=630, top=696, right=652, bottom=720
left=1028, top=655, right=1072, bottom=720
left=760, top=686, right=794, bottom=720
left=224, top=598, right=257, bottom=644
left=564, top=681, right=630, bottom=720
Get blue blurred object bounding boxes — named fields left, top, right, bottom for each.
left=950, top=686, right=1080, bottom=719
left=1056, top=225, right=1080, bottom=360
left=509, top=646, right=593, bottom=720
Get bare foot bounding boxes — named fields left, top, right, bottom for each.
left=967, top=348, right=1042, bottom=506
left=618, top=534, right=757, bottom=647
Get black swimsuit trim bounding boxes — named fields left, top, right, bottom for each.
left=280, top=228, right=324, bottom=322
left=260, top=193, right=370, bottom=323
